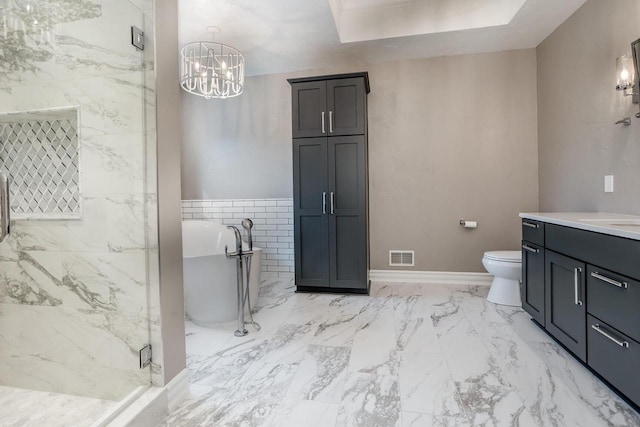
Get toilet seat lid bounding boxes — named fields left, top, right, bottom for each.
left=484, top=251, right=522, bottom=263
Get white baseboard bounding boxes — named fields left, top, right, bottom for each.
left=166, top=368, right=189, bottom=412
left=370, top=269, right=493, bottom=285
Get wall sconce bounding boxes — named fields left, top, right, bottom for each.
left=615, top=54, right=635, bottom=95
left=632, top=38, right=640, bottom=115
left=616, top=38, right=640, bottom=121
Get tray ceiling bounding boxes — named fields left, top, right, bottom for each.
left=179, top=0, right=586, bottom=77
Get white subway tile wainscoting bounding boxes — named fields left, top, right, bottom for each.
left=182, top=199, right=295, bottom=279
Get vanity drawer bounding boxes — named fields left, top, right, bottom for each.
left=587, top=315, right=640, bottom=407
left=522, top=219, right=544, bottom=246
left=587, top=265, right=640, bottom=343
left=546, top=224, right=640, bottom=281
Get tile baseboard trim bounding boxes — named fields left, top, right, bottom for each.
left=166, top=369, right=190, bottom=412
left=92, top=386, right=164, bottom=427
left=104, top=368, right=189, bottom=427
left=370, top=270, right=493, bottom=285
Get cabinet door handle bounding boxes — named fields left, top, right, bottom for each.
left=522, top=221, right=539, bottom=229
left=330, top=192, right=335, bottom=215
left=592, top=324, right=629, bottom=348
left=522, top=244, right=539, bottom=254
left=321, top=112, right=326, bottom=134
left=574, top=267, right=583, bottom=306
left=591, top=272, right=628, bottom=289
left=322, top=192, right=327, bottom=215
left=329, top=111, right=333, bottom=133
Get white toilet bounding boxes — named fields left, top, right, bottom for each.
left=482, top=251, right=522, bottom=306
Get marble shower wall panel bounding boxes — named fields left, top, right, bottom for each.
left=0, top=0, right=145, bottom=89
left=0, top=0, right=155, bottom=401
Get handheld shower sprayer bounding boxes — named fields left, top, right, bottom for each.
left=241, top=218, right=254, bottom=251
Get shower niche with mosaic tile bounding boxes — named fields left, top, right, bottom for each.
left=0, top=107, right=81, bottom=219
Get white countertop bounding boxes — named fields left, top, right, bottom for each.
left=519, top=212, right=640, bottom=241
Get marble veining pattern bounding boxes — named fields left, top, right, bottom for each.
left=162, top=279, right=640, bottom=426
left=0, top=0, right=156, bottom=403
left=0, top=385, right=116, bottom=427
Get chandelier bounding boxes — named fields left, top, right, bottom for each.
left=179, top=41, right=245, bottom=99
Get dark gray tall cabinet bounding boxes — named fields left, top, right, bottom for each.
left=288, top=73, right=370, bottom=294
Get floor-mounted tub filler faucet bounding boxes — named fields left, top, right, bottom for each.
left=225, top=219, right=260, bottom=337
left=242, top=218, right=253, bottom=250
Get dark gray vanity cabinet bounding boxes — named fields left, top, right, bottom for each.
left=291, top=75, right=368, bottom=138
left=521, top=218, right=640, bottom=408
left=521, top=220, right=545, bottom=325
left=587, top=314, right=640, bottom=406
left=544, top=250, right=587, bottom=362
left=289, top=73, right=370, bottom=294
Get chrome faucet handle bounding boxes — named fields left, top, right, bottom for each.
left=227, top=225, right=243, bottom=255
left=241, top=218, right=253, bottom=251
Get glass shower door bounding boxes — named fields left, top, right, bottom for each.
left=0, top=0, right=154, bottom=407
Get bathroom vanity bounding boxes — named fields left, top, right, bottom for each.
left=520, top=212, right=640, bottom=409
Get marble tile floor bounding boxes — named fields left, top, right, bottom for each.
left=162, top=278, right=640, bottom=427
left=0, top=385, right=116, bottom=427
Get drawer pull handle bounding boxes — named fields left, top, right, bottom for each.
left=574, top=267, right=583, bottom=306
left=522, top=244, right=539, bottom=254
left=523, top=221, right=539, bottom=229
left=592, top=324, right=629, bottom=348
left=591, top=272, right=628, bottom=289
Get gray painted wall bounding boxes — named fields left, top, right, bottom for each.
left=538, top=0, right=640, bottom=214
left=182, top=50, right=539, bottom=272
left=181, top=73, right=293, bottom=199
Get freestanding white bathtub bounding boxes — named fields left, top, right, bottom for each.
left=182, top=221, right=262, bottom=325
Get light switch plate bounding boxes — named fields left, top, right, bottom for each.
left=605, top=175, right=614, bottom=193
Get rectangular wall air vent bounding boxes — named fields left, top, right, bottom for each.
left=389, top=250, right=414, bottom=267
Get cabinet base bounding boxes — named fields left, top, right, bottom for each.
left=528, top=317, right=640, bottom=414
left=296, top=281, right=370, bottom=295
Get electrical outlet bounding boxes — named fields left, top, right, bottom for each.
left=605, top=175, right=614, bottom=193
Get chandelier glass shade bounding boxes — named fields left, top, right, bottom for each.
left=180, top=42, right=245, bottom=99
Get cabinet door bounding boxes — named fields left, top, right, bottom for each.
left=293, top=138, right=329, bottom=287
left=328, top=136, right=367, bottom=289
left=292, top=81, right=327, bottom=138
left=545, top=250, right=586, bottom=361
left=327, top=78, right=366, bottom=136
left=521, top=241, right=545, bottom=325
